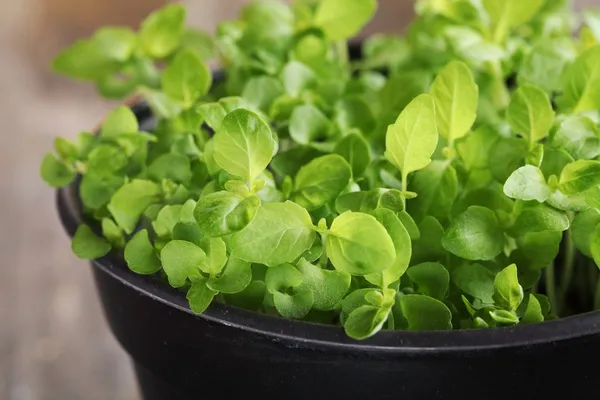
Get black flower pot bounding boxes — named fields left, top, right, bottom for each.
left=55, top=44, right=600, bottom=398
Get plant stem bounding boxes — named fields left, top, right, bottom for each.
left=545, top=262, right=559, bottom=316
left=595, top=276, right=600, bottom=310
left=336, top=41, right=349, bottom=66
left=401, top=173, right=408, bottom=193
left=559, top=226, right=575, bottom=300
left=319, top=232, right=329, bottom=268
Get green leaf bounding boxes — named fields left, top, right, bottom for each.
left=407, top=262, right=449, bottom=300
left=344, top=305, right=389, bottom=340
left=172, top=222, right=203, bottom=246
left=442, top=206, right=504, bottom=261
left=591, top=224, right=600, bottom=268
left=194, top=191, right=260, bottom=237
left=503, top=165, right=551, bottom=203
left=107, top=180, right=161, bottom=234
left=327, top=211, right=396, bottom=276
left=100, top=106, right=138, bottom=137
left=397, top=210, right=420, bottom=240
left=80, top=174, right=124, bottom=210
left=551, top=115, right=600, bottom=161
left=482, top=0, right=545, bottom=43
left=412, top=216, right=445, bottom=265
left=86, top=145, right=127, bottom=176
left=101, top=218, right=124, bottom=248
left=521, top=294, right=544, bottom=324
left=314, top=0, right=377, bottom=41
left=265, top=263, right=313, bottom=318
left=280, top=61, right=316, bottom=98
left=559, top=160, right=600, bottom=195
left=400, top=294, right=453, bottom=331
left=334, top=133, right=372, bottom=178
left=160, top=240, right=206, bottom=288
left=223, top=281, right=266, bottom=311
left=148, top=153, right=192, bottom=184
left=507, top=83, right=555, bottom=149
left=407, top=161, right=458, bottom=222
left=139, top=4, right=187, bottom=59
left=293, top=155, right=352, bottom=211
left=560, top=46, right=600, bottom=114
left=273, top=291, right=314, bottom=319
left=510, top=202, right=569, bottom=236
left=493, top=264, right=524, bottom=311
left=289, top=105, right=331, bottom=145
left=385, top=94, right=438, bottom=185
left=207, top=257, right=252, bottom=294
left=242, top=76, right=284, bottom=113
left=572, top=209, right=600, bottom=258
left=40, top=153, right=75, bottom=188
left=71, top=225, right=111, bottom=260
left=231, top=202, right=316, bottom=267
left=489, top=137, right=529, bottom=182
left=430, top=60, right=478, bottom=144
left=124, top=230, right=162, bottom=275
left=364, top=208, right=412, bottom=287
left=489, top=309, right=519, bottom=325
left=213, top=109, right=275, bottom=182
left=452, top=263, right=495, bottom=303
left=198, top=237, right=228, bottom=276
left=518, top=38, right=577, bottom=92
left=296, top=258, right=351, bottom=311
left=161, top=50, right=212, bottom=108
left=187, top=279, right=216, bottom=313
left=513, top=230, right=562, bottom=271
left=334, top=98, right=376, bottom=136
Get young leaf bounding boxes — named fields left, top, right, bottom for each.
left=207, top=257, right=252, bottom=294
left=507, top=84, right=555, bottom=150
left=558, top=160, right=600, bottom=195
left=560, top=46, right=600, bottom=114
left=139, top=4, right=187, bottom=59
left=493, top=264, right=524, bottom=311
left=293, top=155, right=352, bottom=211
left=521, top=294, right=544, bottom=324
left=101, top=218, right=125, bottom=248
left=429, top=60, right=478, bottom=144
left=100, top=106, right=138, bottom=137
left=442, top=206, right=504, bottom=261
left=489, top=309, right=519, bottom=325
left=407, top=161, right=458, bottom=222
left=327, top=212, right=396, bottom=276
left=161, top=50, right=212, bottom=108
left=503, top=165, right=551, bottom=203
left=213, top=109, right=275, bottom=183
left=551, top=115, right=600, bottom=161
left=160, top=240, right=206, bottom=288
left=124, top=230, right=162, bottom=275
left=482, top=0, right=545, bottom=43
left=407, top=262, right=450, bottom=300
left=194, top=191, right=260, bottom=237
left=187, top=279, right=217, bottom=314
left=231, top=201, right=316, bottom=267
left=314, top=0, right=377, bottom=41
left=71, top=225, right=111, bottom=260
left=400, top=294, right=453, bottom=331
left=572, top=209, right=600, bottom=258
left=273, top=291, right=315, bottom=319
left=296, top=258, right=351, bottom=311
left=385, top=94, right=438, bottom=186
left=334, top=133, right=372, bottom=178
left=40, top=153, right=75, bottom=188
left=265, top=263, right=313, bottom=319
left=344, top=305, right=389, bottom=340
left=289, top=105, right=331, bottom=145
left=148, top=153, right=192, bottom=184
left=107, top=180, right=161, bottom=234
left=451, top=263, right=495, bottom=303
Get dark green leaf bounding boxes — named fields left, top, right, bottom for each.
left=400, top=294, right=453, bottom=331
left=407, top=262, right=449, bottom=300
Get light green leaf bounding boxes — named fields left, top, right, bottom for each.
left=71, top=225, right=111, bottom=260
left=40, top=153, right=75, bottom=188
left=407, top=262, right=449, bottom=300
left=194, top=191, right=260, bottom=237
left=101, top=218, right=124, bottom=248
left=334, top=133, right=372, bottom=178
left=518, top=38, right=577, bottom=92
left=507, top=84, right=555, bottom=149
left=482, top=0, right=545, bottom=43
left=385, top=94, right=438, bottom=185
left=80, top=175, right=124, bottom=210
left=242, top=76, right=284, bottom=113
left=213, top=109, right=275, bottom=182
left=139, top=4, right=187, bottom=59
left=231, top=201, right=316, bottom=267
left=124, top=230, right=162, bottom=275
left=198, top=237, right=228, bottom=276
left=148, top=153, right=192, bottom=184
left=452, top=263, right=495, bottom=303
left=430, top=60, right=478, bottom=144
left=344, top=305, right=389, bottom=340
left=400, top=294, right=453, bottom=331
left=559, top=160, right=600, bottom=195
left=293, top=154, right=352, bottom=211
left=314, top=0, right=377, bottom=41
left=503, top=165, right=551, bottom=203
left=289, top=105, right=331, bottom=145
left=327, top=211, right=396, bottom=276
left=572, top=209, right=600, bottom=258
left=280, top=61, right=316, bottom=98
left=442, top=206, right=504, bottom=261
left=560, top=46, right=600, bottom=114
left=493, top=264, right=524, bottom=311
left=273, top=291, right=314, bottom=319
left=161, top=50, right=212, bottom=108
left=100, top=106, right=138, bottom=137
left=187, top=279, right=216, bottom=313
left=334, top=98, right=376, bottom=136
left=407, top=160, right=458, bottom=222
left=107, top=180, right=161, bottom=234
left=265, top=263, right=313, bottom=318
left=397, top=210, right=420, bottom=240
left=551, top=115, right=600, bottom=161
left=172, top=222, right=203, bottom=246
left=207, top=257, right=252, bottom=294
left=296, top=258, right=351, bottom=311
left=489, top=309, right=519, bottom=325
left=521, top=294, right=544, bottom=324
left=160, top=240, right=206, bottom=288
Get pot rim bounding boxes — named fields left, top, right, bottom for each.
left=57, top=173, right=600, bottom=354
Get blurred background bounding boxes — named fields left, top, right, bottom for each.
left=0, top=0, right=596, bottom=399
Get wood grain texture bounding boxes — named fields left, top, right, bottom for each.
left=1, top=0, right=597, bottom=399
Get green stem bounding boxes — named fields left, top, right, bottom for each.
left=595, top=276, right=600, bottom=310
left=401, top=172, right=408, bottom=193
left=336, top=41, right=349, bottom=66
left=487, top=61, right=510, bottom=110
left=545, top=262, right=559, bottom=316
left=559, top=226, right=576, bottom=299
left=319, top=232, right=329, bottom=268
